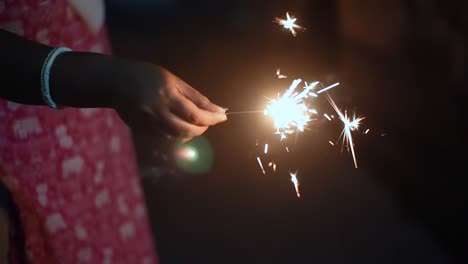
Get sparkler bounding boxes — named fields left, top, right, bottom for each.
left=325, top=94, right=365, bottom=168
left=274, top=12, right=305, bottom=36
left=263, top=79, right=339, bottom=140
left=231, top=12, right=369, bottom=198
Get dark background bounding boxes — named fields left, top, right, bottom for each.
left=105, top=1, right=467, bottom=263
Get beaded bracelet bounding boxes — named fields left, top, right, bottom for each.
left=40, top=47, right=71, bottom=109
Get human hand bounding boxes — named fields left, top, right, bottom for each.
left=116, top=63, right=227, bottom=143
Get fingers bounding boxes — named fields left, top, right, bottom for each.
left=179, top=84, right=226, bottom=113
left=164, top=111, right=209, bottom=139
left=170, top=93, right=227, bottom=127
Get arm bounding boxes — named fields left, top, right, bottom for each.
left=0, top=29, right=135, bottom=108
left=0, top=29, right=227, bottom=140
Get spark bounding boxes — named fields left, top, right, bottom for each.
left=290, top=172, right=301, bottom=198
left=324, top=113, right=332, bottom=121
left=276, top=68, right=287, bottom=79
left=273, top=163, right=277, bottom=172
left=274, top=12, right=305, bottom=36
left=326, top=94, right=365, bottom=168
left=317, top=82, right=340, bottom=94
left=264, top=144, right=269, bottom=154
left=364, top=129, right=370, bottom=134
left=257, top=157, right=266, bottom=175
left=329, top=141, right=335, bottom=146
left=264, top=79, right=318, bottom=140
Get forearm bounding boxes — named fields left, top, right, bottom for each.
left=0, top=29, right=51, bottom=105
left=0, top=29, right=138, bottom=109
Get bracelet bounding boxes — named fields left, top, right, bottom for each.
left=40, top=47, right=72, bottom=109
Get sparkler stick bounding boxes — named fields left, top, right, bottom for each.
left=226, top=110, right=264, bottom=115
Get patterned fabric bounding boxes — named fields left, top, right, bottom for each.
left=0, top=0, right=158, bottom=263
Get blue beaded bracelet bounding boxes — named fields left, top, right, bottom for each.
left=40, top=47, right=71, bottom=109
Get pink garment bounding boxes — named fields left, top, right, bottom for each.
left=0, top=0, right=158, bottom=263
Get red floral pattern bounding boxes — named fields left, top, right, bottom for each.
left=0, top=0, right=158, bottom=263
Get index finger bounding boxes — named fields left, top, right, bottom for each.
left=180, top=84, right=226, bottom=113
left=170, top=94, right=227, bottom=127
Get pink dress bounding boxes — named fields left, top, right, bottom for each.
left=0, top=0, right=158, bottom=263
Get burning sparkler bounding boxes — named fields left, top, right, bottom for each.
left=233, top=12, right=369, bottom=199
left=274, top=12, right=305, bottom=36
left=325, top=94, right=365, bottom=168
left=263, top=78, right=339, bottom=140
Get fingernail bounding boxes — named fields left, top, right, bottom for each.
left=218, top=113, right=227, bottom=121
left=217, top=106, right=228, bottom=113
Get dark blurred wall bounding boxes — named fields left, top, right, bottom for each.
left=338, top=0, right=468, bottom=260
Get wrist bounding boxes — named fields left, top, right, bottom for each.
left=112, top=60, right=161, bottom=111
left=50, top=51, right=128, bottom=109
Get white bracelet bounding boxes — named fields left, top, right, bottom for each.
left=40, top=47, right=72, bottom=109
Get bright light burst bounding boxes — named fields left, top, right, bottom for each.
left=274, top=12, right=305, bottom=36
left=263, top=79, right=339, bottom=140
left=244, top=12, right=369, bottom=199
left=326, top=94, right=365, bottom=168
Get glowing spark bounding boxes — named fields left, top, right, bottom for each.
left=274, top=12, right=305, bottom=36
left=257, top=157, right=266, bottom=175
left=268, top=162, right=273, bottom=167
left=364, top=129, right=370, bottom=134
left=324, top=113, right=332, bottom=121
left=290, top=172, right=301, bottom=198
left=273, top=163, right=277, bottom=172
left=276, top=68, right=287, bottom=79
left=264, top=79, right=318, bottom=139
left=264, top=144, right=269, bottom=154
left=317, top=82, right=340, bottom=94
left=326, top=94, right=365, bottom=168
left=286, top=147, right=290, bottom=152
left=329, top=141, right=335, bottom=146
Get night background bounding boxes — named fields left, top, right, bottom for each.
left=105, top=1, right=467, bottom=263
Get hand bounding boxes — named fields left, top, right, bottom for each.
left=116, top=64, right=227, bottom=142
